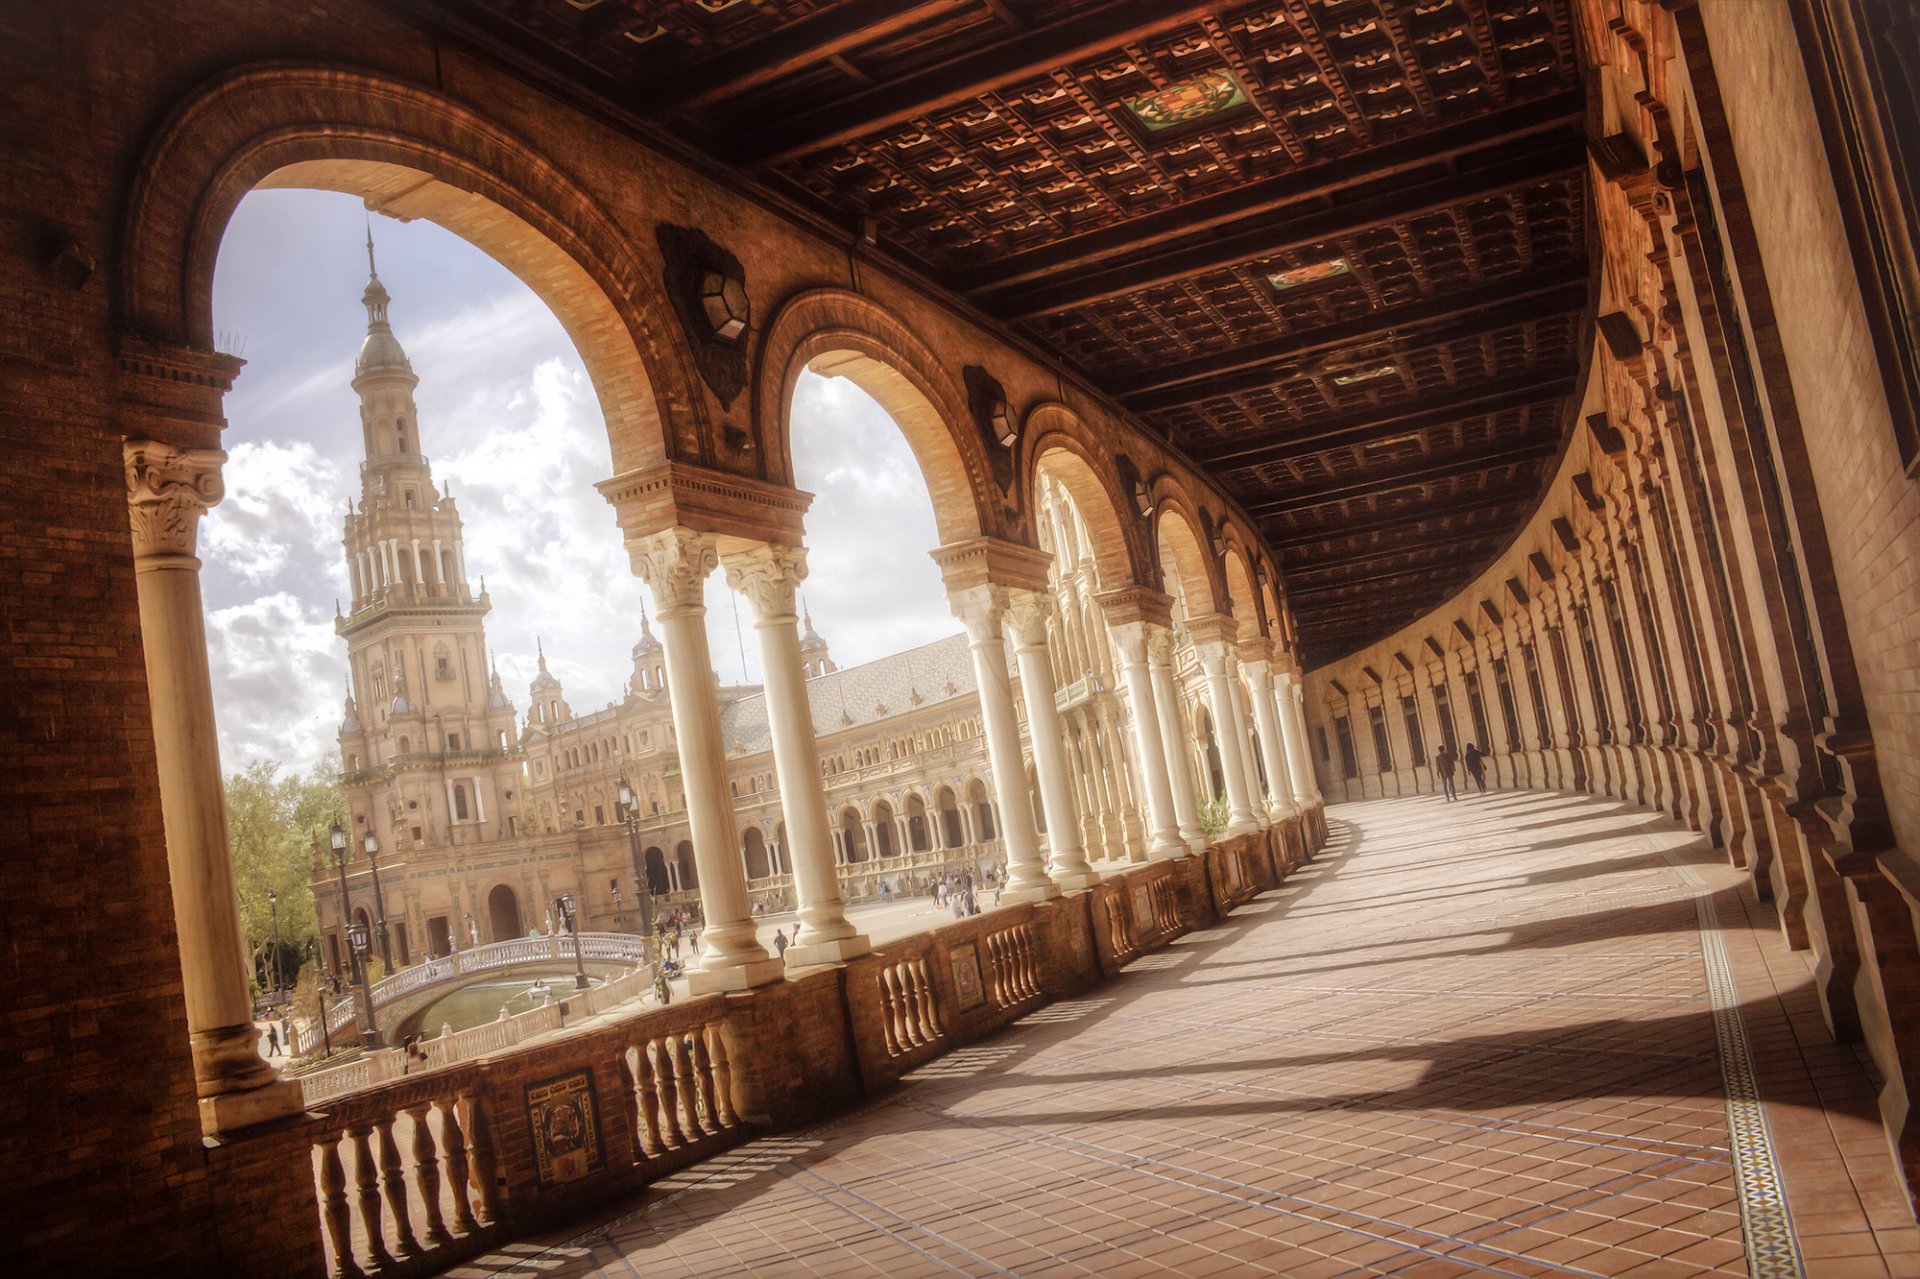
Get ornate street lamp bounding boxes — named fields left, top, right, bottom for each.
left=616, top=776, right=658, bottom=966
left=554, top=893, right=590, bottom=991
left=610, top=879, right=624, bottom=930
left=307, top=938, right=331, bottom=1058
left=266, top=887, right=282, bottom=997
left=363, top=831, right=393, bottom=971
left=330, top=819, right=381, bottom=1049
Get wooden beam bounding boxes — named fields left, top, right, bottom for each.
left=1284, top=526, right=1508, bottom=577
left=980, top=146, right=1581, bottom=318
left=1290, top=563, right=1469, bottom=597
left=1269, top=484, right=1535, bottom=547
left=1115, top=277, right=1585, bottom=406
left=732, top=1, right=1228, bottom=164
left=1246, top=439, right=1560, bottom=515
left=965, top=95, right=1582, bottom=292
left=632, top=0, right=972, bottom=114
left=1191, top=368, right=1577, bottom=471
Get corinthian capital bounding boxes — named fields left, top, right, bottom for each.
left=948, top=583, right=1011, bottom=643
left=124, top=440, right=225, bottom=559
left=1001, top=588, right=1055, bottom=649
left=630, top=527, right=718, bottom=615
left=1194, top=638, right=1233, bottom=677
left=722, top=543, right=807, bottom=623
left=1108, top=620, right=1149, bottom=666
left=1144, top=622, right=1176, bottom=666
left=1241, top=656, right=1274, bottom=693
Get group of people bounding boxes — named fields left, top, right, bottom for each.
left=932, top=870, right=993, bottom=918
left=1432, top=742, right=1490, bottom=801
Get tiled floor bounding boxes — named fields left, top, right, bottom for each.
left=445, top=790, right=1916, bottom=1278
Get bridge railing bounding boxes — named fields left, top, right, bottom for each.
left=325, top=932, right=650, bottom=1035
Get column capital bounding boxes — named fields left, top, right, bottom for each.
left=1002, top=588, right=1055, bottom=649
left=1108, top=619, right=1150, bottom=665
left=125, top=440, right=226, bottom=559
left=630, top=527, right=718, bottom=615
left=722, top=543, right=808, bottom=623
left=1144, top=621, right=1177, bottom=666
left=948, top=583, right=1012, bottom=642
left=1194, top=637, right=1234, bottom=677
left=1095, top=584, right=1176, bottom=630
left=1242, top=655, right=1274, bottom=691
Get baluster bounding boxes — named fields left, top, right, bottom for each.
left=894, top=964, right=921, bottom=1046
left=1010, top=928, right=1030, bottom=999
left=633, top=1043, right=667, bottom=1152
left=987, top=933, right=1008, bottom=1006
left=704, top=1023, right=739, bottom=1129
left=617, top=1047, right=650, bottom=1158
left=651, top=1039, right=687, bottom=1146
left=346, top=1125, right=395, bottom=1271
left=439, top=1097, right=478, bottom=1235
left=462, top=1092, right=501, bottom=1226
left=875, top=968, right=902, bottom=1055
left=377, top=1118, right=418, bottom=1259
left=408, top=1104, right=449, bottom=1247
left=912, top=958, right=940, bottom=1040
left=1020, top=926, right=1039, bottom=998
left=318, top=1138, right=364, bottom=1279
left=671, top=1033, right=703, bottom=1136
left=690, top=1032, right=720, bottom=1135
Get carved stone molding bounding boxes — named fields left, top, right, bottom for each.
left=1108, top=620, right=1149, bottom=666
left=948, top=583, right=1011, bottom=643
left=722, top=544, right=807, bottom=623
left=125, top=440, right=225, bottom=559
left=630, top=527, right=719, bottom=615
left=1001, top=588, right=1054, bottom=649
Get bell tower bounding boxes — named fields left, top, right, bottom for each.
left=336, top=230, right=523, bottom=862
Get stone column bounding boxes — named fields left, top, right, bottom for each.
left=1107, top=622, right=1187, bottom=859
left=1278, top=671, right=1322, bottom=806
left=949, top=586, right=1059, bottom=903
left=1244, top=658, right=1298, bottom=821
left=1196, top=639, right=1261, bottom=837
left=632, top=529, right=781, bottom=993
left=1146, top=627, right=1209, bottom=853
left=1226, top=671, right=1269, bottom=825
left=125, top=441, right=304, bottom=1134
left=723, top=544, right=868, bottom=967
left=1005, top=590, right=1099, bottom=891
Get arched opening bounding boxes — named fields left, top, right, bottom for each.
left=742, top=826, right=771, bottom=880
left=643, top=846, right=670, bottom=896
left=840, top=808, right=869, bottom=863
left=872, top=800, right=897, bottom=858
left=906, top=793, right=931, bottom=852
left=486, top=885, right=520, bottom=942
left=675, top=840, right=698, bottom=893
left=968, top=778, right=997, bottom=842
left=1198, top=707, right=1226, bottom=801
left=937, top=786, right=964, bottom=849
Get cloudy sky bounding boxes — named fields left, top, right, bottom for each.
left=206, top=189, right=956, bottom=774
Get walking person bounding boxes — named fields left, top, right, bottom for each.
left=1434, top=743, right=1458, bottom=801
left=772, top=928, right=789, bottom=957
left=1463, top=742, right=1489, bottom=794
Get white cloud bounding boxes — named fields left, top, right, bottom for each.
left=202, top=440, right=346, bottom=586
left=206, top=592, right=343, bottom=773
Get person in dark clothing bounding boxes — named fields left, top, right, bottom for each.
left=1434, top=744, right=1458, bottom=801
left=1462, top=743, right=1488, bottom=794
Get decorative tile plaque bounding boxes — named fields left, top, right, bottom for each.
left=526, top=1068, right=603, bottom=1187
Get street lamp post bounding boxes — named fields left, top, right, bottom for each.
left=610, top=879, right=624, bottom=930
left=307, top=938, right=332, bottom=1059
left=363, top=832, right=393, bottom=972
left=330, top=820, right=382, bottom=1049
left=267, top=887, right=282, bottom=997
left=616, top=776, right=657, bottom=966
left=555, top=893, right=590, bottom=991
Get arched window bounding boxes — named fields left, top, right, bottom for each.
left=968, top=778, right=996, bottom=841
left=453, top=784, right=470, bottom=820
left=840, top=808, right=868, bottom=863
left=742, top=827, right=770, bottom=879
left=872, top=801, right=896, bottom=858
left=906, top=794, right=930, bottom=852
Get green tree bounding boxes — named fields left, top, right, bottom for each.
left=225, top=758, right=341, bottom=992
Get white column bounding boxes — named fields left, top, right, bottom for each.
left=386, top=538, right=401, bottom=587
left=1226, top=671, right=1269, bottom=828
left=1147, top=627, right=1208, bottom=852
left=411, top=538, right=425, bottom=591
left=432, top=537, right=444, bottom=585
left=1279, top=672, right=1323, bottom=806
left=473, top=778, right=487, bottom=824
left=1244, top=658, right=1298, bottom=821
left=949, top=585, right=1059, bottom=903
left=125, top=442, right=302, bottom=1133
left=1197, top=641, right=1261, bottom=838
left=1108, top=622, right=1187, bottom=859
left=376, top=540, right=390, bottom=587
left=632, top=529, right=781, bottom=993
left=724, top=544, right=868, bottom=966
left=1005, top=590, right=1098, bottom=890
left=453, top=538, right=468, bottom=592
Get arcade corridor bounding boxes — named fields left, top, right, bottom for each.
left=445, top=791, right=1915, bottom=1278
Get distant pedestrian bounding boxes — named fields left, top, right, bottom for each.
left=1463, top=743, right=1488, bottom=794
left=773, top=929, right=789, bottom=956
left=1434, top=744, right=1458, bottom=801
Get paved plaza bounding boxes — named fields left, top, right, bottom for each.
left=442, top=791, right=1917, bottom=1277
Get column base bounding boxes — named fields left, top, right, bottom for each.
left=1001, top=881, right=1063, bottom=905
left=688, top=955, right=787, bottom=994
left=783, top=935, right=871, bottom=969
left=200, top=1075, right=307, bottom=1136
left=1049, top=868, right=1102, bottom=892
left=1148, top=838, right=1191, bottom=862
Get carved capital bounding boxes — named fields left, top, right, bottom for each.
left=1144, top=622, right=1176, bottom=666
left=948, top=583, right=1011, bottom=643
left=1108, top=620, right=1149, bottom=666
left=1194, top=638, right=1234, bottom=678
left=1242, top=657, right=1274, bottom=694
left=1002, top=588, right=1055, bottom=649
left=722, top=543, right=807, bottom=623
left=630, top=527, right=718, bottom=616
left=125, top=440, right=225, bottom=560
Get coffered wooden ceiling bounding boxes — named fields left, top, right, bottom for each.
left=422, top=0, right=1593, bottom=665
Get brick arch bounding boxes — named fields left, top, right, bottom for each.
left=1026, top=405, right=1153, bottom=590
left=1221, top=547, right=1265, bottom=643
left=1153, top=499, right=1221, bottom=618
left=117, top=62, right=696, bottom=474
left=754, top=288, right=991, bottom=546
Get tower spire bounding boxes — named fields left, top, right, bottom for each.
left=365, top=216, right=377, bottom=279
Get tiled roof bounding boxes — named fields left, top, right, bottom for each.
left=719, top=633, right=979, bottom=755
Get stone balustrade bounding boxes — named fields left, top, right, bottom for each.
left=326, top=932, right=649, bottom=1036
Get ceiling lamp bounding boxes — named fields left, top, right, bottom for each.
left=699, top=270, right=751, bottom=344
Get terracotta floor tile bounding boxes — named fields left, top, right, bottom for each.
left=437, top=795, right=1917, bottom=1279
